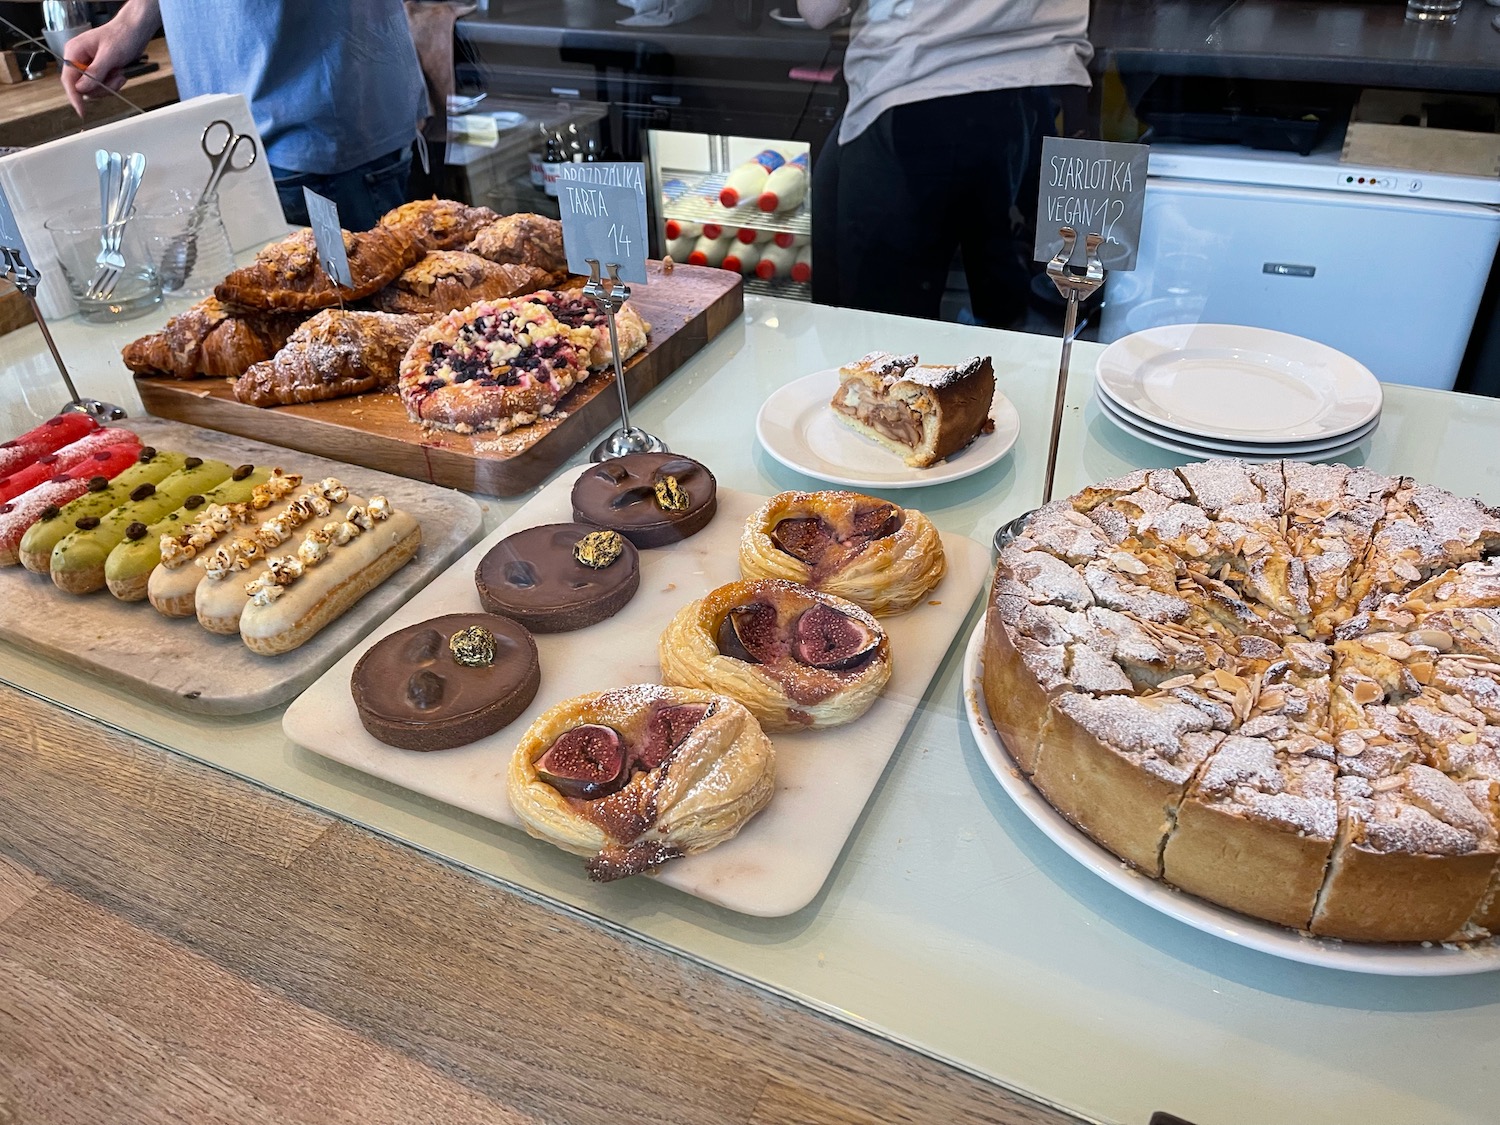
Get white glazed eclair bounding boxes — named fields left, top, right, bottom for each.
left=193, top=478, right=356, bottom=634
left=238, top=497, right=422, bottom=655
left=145, top=470, right=308, bottom=617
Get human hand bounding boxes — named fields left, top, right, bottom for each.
left=60, top=4, right=159, bottom=116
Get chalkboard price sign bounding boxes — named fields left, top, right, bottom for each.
left=0, top=181, right=34, bottom=271
left=556, top=161, right=649, bottom=285
left=1033, top=137, right=1150, bottom=273
left=302, top=187, right=354, bottom=289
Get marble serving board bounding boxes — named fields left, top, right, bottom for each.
left=0, top=419, right=483, bottom=716
left=284, top=469, right=990, bottom=917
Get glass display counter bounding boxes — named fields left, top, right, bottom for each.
left=2, top=293, right=1499, bottom=1125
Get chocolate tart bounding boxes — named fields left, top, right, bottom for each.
left=475, top=522, right=640, bottom=633
left=352, top=613, right=540, bottom=751
left=571, top=453, right=717, bottom=548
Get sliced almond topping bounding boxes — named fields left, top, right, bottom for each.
left=1336, top=731, right=1367, bottom=756
left=1158, top=673, right=1197, bottom=690
left=1373, top=774, right=1406, bottom=793
left=1353, top=680, right=1384, bottom=706
left=1108, top=551, right=1149, bottom=575
left=1405, top=628, right=1454, bottom=652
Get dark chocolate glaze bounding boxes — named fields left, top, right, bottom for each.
left=351, top=613, right=540, bottom=751
left=475, top=522, right=640, bottom=633
left=570, top=453, right=717, bottom=549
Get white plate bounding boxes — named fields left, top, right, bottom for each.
left=1096, top=392, right=1375, bottom=464
left=1095, top=391, right=1375, bottom=465
left=1097, top=380, right=1381, bottom=454
left=756, top=369, right=1020, bottom=489
left=961, top=622, right=1500, bottom=975
left=768, top=7, right=809, bottom=26
left=285, top=472, right=992, bottom=918
left=1096, top=324, right=1383, bottom=443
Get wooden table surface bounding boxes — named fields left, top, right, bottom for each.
left=0, top=682, right=1078, bottom=1125
left=0, top=38, right=177, bottom=149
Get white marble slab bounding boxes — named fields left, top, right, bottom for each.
left=285, top=470, right=990, bottom=917
left=0, top=418, right=483, bottom=715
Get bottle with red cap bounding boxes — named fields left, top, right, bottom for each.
left=735, top=227, right=774, bottom=245
left=755, top=241, right=799, bottom=281
left=721, top=242, right=763, bottom=275
left=757, top=152, right=809, bottom=213
left=666, top=234, right=698, bottom=262
left=701, top=221, right=725, bottom=240
left=791, top=244, right=812, bottom=284
left=719, top=150, right=786, bottom=208
left=664, top=218, right=702, bottom=241
left=687, top=235, right=734, bottom=267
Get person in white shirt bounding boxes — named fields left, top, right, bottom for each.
left=798, top=0, right=1092, bottom=326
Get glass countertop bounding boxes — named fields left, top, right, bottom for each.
left=2, top=294, right=1498, bottom=1125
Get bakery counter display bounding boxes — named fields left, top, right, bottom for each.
left=972, top=458, right=1500, bottom=958
left=284, top=454, right=992, bottom=915
left=0, top=414, right=482, bottom=714
left=125, top=201, right=743, bottom=497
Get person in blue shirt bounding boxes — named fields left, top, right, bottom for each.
left=61, top=0, right=428, bottom=232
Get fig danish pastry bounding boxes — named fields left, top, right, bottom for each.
left=659, top=578, right=891, bottom=731
left=507, top=684, right=774, bottom=881
left=739, top=490, right=945, bottom=616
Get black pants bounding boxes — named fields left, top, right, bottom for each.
left=271, top=147, right=413, bottom=233
left=812, top=87, right=1053, bottom=328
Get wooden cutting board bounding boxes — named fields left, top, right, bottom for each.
left=135, top=263, right=743, bottom=498
left=0, top=419, right=484, bottom=716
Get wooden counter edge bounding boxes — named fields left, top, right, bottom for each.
left=0, top=682, right=1080, bottom=1125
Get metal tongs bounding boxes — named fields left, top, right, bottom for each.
left=158, top=119, right=258, bottom=292
left=2, top=246, right=127, bottom=422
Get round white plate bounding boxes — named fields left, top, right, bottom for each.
left=1095, top=392, right=1375, bottom=465
left=768, top=7, right=809, bottom=26
left=1096, top=324, right=1383, bottom=443
left=1096, top=380, right=1380, bottom=454
left=756, top=369, right=1019, bottom=489
left=961, top=622, right=1500, bottom=975
left=1096, top=389, right=1378, bottom=460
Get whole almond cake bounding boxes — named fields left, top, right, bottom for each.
left=982, top=459, right=1500, bottom=943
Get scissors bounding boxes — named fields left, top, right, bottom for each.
left=198, top=118, right=259, bottom=200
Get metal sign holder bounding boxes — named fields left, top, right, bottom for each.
left=584, top=257, right=667, bottom=461
left=1040, top=226, right=1104, bottom=504
left=2, top=246, right=126, bottom=423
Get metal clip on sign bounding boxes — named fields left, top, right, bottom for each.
left=585, top=257, right=667, bottom=461
left=1, top=246, right=126, bottom=423
left=1041, top=226, right=1104, bottom=504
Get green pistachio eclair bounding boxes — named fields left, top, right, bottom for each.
left=103, top=464, right=271, bottom=602
left=51, top=456, right=233, bottom=594
left=17, top=448, right=188, bottom=574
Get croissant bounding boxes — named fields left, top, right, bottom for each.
left=215, top=227, right=423, bottom=311
left=466, top=212, right=567, bottom=274
left=378, top=198, right=500, bottom=252
left=122, top=297, right=304, bottom=380
left=233, top=309, right=430, bottom=407
left=371, top=251, right=562, bottom=315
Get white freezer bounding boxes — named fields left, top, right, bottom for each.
left=1100, top=144, right=1500, bottom=390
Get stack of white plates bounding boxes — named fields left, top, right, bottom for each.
left=1094, top=324, right=1383, bottom=463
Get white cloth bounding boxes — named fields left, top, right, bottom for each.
left=838, top=0, right=1093, bottom=145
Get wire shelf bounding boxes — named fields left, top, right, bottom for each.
left=660, top=169, right=812, bottom=239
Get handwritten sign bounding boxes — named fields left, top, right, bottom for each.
left=302, top=187, right=353, bottom=288
left=555, top=161, right=649, bottom=284
left=0, top=181, right=34, bottom=271
left=1034, top=138, right=1149, bottom=273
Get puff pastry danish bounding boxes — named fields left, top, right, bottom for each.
left=660, top=578, right=891, bottom=732
left=507, top=684, right=775, bottom=881
left=740, top=490, right=945, bottom=616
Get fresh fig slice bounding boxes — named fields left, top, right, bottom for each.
left=639, top=703, right=712, bottom=769
left=536, top=725, right=627, bottom=800
left=715, top=601, right=780, bottom=664
left=790, top=603, right=880, bottom=670
left=770, top=516, right=836, bottom=563
left=849, top=504, right=901, bottom=543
